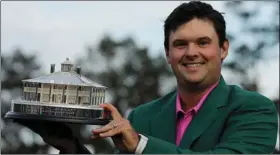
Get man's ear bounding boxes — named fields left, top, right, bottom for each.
left=165, top=48, right=171, bottom=64
left=221, top=39, right=229, bottom=61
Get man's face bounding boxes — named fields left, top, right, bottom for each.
left=166, top=18, right=229, bottom=86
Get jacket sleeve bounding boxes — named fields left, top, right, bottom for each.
left=137, top=97, right=278, bottom=154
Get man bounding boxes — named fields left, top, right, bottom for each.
left=16, top=1, right=278, bottom=154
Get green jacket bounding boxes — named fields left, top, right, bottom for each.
left=127, top=77, right=278, bottom=154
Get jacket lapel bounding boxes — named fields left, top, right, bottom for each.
left=179, top=76, right=230, bottom=148
left=150, top=91, right=177, bottom=144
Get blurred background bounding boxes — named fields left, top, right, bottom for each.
left=1, top=1, right=279, bottom=154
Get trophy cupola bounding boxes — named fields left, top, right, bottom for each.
left=61, top=58, right=74, bottom=72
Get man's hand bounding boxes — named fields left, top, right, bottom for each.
left=14, top=119, right=77, bottom=153
left=91, top=103, right=140, bottom=153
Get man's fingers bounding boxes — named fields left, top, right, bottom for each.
left=92, top=121, right=116, bottom=133
left=99, top=126, right=122, bottom=138
left=100, top=103, right=122, bottom=120
left=90, top=135, right=100, bottom=139
left=92, top=119, right=127, bottom=137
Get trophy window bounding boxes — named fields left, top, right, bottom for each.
left=78, top=86, right=86, bottom=91
left=56, top=95, right=61, bottom=103
left=30, top=92, right=36, bottom=101
left=78, top=96, right=81, bottom=104
left=25, top=92, right=30, bottom=101
left=42, top=94, right=49, bottom=102
left=62, top=95, right=66, bottom=103
left=52, top=94, right=55, bottom=102
left=36, top=94, right=40, bottom=101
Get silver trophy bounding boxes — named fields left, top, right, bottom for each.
left=5, top=58, right=111, bottom=125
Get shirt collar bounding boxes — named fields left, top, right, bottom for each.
left=176, top=80, right=220, bottom=119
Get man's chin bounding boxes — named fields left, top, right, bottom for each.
left=182, top=75, right=204, bottom=84
left=179, top=77, right=209, bottom=92
left=184, top=79, right=203, bottom=85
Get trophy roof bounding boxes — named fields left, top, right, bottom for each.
left=22, top=71, right=106, bottom=88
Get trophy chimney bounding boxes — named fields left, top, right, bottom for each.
left=76, top=67, right=81, bottom=75
left=50, top=64, right=55, bottom=73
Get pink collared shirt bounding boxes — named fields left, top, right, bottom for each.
left=176, top=80, right=219, bottom=146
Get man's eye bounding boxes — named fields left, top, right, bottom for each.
left=198, top=40, right=209, bottom=46
left=174, top=42, right=187, bottom=48
left=175, top=43, right=184, bottom=46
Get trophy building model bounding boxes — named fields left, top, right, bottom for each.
left=5, top=58, right=111, bottom=125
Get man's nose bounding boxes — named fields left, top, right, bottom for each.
left=184, top=43, right=199, bottom=58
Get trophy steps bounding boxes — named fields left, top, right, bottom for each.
left=4, top=100, right=111, bottom=125
left=5, top=111, right=110, bottom=125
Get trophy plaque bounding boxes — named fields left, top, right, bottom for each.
left=5, top=58, right=111, bottom=125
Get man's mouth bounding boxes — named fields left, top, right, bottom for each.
left=180, top=62, right=205, bottom=67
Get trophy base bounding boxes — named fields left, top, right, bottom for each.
left=5, top=111, right=110, bottom=125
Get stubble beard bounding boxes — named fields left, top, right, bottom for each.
left=173, top=66, right=207, bottom=93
